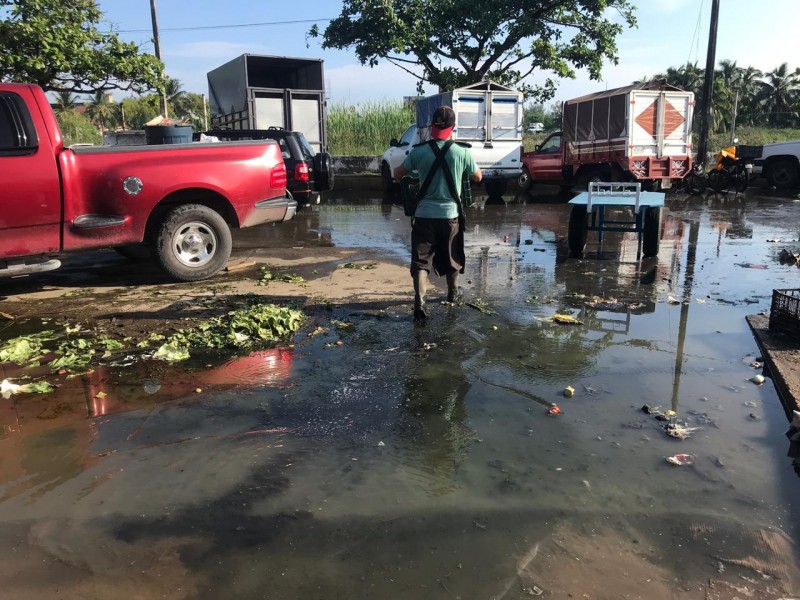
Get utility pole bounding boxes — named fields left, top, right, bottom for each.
left=696, top=0, right=720, bottom=167
left=149, top=0, right=168, bottom=118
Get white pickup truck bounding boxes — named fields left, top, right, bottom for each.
left=749, top=141, right=800, bottom=189
left=380, top=81, right=523, bottom=198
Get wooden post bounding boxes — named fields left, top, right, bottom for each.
left=149, top=0, right=168, bottom=118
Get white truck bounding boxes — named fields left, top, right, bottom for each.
left=748, top=141, right=800, bottom=190
left=381, top=81, right=524, bottom=197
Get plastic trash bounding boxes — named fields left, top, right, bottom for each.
left=563, top=386, right=575, bottom=398
left=666, top=453, right=695, bottom=466
left=546, top=404, right=562, bottom=416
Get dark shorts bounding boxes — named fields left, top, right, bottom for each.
left=410, top=217, right=465, bottom=277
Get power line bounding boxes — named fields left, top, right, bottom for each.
left=111, top=17, right=332, bottom=34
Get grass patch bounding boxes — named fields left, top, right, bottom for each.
left=328, top=100, right=416, bottom=156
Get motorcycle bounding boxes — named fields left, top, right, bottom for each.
left=682, top=144, right=752, bottom=195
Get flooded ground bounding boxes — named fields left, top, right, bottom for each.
left=2, top=183, right=800, bottom=599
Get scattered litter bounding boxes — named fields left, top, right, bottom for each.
left=194, top=388, right=203, bottom=394
left=523, top=585, right=544, bottom=596
left=378, top=441, right=385, bottom=447
left=225, top=260, right=256, bottom=272
left=750, top=374, right=765, bottom=385
left=734, top=262, right=768, bottom=269
left=342, top=261, right=378, bottom=270
left=1, top=378, right=55, bottom=399
left=552, top=313, right=583, bottom=325
left=546, top=404, right=562, bottom=416
left=667, top=296, right=682, bottom=305
left=744, top=401, right=758, bottom=408
left=563, top=386, right=575, bottom=398
left=748, top=413, right=761, bottom=421
left=749, top=361, right=763, bottom=369
left=695, top=298, right=706, bottom=304
left=664, top=423, right=701, bottom=440
left=766, top=238, right=782, bottom=243
left=0, top=312, right=14, bottom=320
left=666, top=453, right=695, bottom=466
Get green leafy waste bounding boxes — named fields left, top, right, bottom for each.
left=0, top=331, right=57, bottom=364
left=154, top=303, right=304, bottom=362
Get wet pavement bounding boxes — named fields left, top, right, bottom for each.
left=2, top=184, right=800, bottom=599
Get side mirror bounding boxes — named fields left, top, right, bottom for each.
left=534, top=145, right=541, bottom=152
left=389, top=138, right=399, bottom=147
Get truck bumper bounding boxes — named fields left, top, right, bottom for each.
left=244, top=195, right=297, bottom=227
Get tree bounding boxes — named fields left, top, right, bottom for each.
left=87, top=91, right=119, bottom=131
left=53, top=91, right=80, bottom=115
left=754, top=63, right=799, bottom=127
left=0, top=0, right=163, bottom=94
left=311, top=0, right=637, bottom=100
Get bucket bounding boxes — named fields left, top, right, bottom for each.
left=145, top=124, right=193, bottom=145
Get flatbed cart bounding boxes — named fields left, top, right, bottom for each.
left=567, top=182, right=665, bottom=259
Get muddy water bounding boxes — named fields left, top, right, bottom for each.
left=2, top=186, right=800, bottom=599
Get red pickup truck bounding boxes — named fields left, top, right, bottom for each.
left=0, top=83, right=295, bottom=282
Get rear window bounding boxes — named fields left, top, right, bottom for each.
left=295, top=134, right=315, bottom=160
left=0, top=92, right=38, bottom=153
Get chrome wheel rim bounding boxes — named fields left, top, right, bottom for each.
left=172, top=221, right=217, bottom=267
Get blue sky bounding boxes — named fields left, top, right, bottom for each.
left=99, top=0, right=799, bottom=105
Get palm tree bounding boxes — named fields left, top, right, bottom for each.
left=53, top=91, right=79, bottom=115
left=87, top=91, right=119, bottom=131
left=163, top=77, right=190, bottom=118
left=754, top=63, right=800, bottom=127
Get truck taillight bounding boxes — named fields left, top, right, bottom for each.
left=271, top=162, right=287, bottom=188
left=294, top=163, right=310, bottom=182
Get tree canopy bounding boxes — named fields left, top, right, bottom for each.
left=0, top=0, right=163, bottom=93
left=310, top=0, right=637, bottom=99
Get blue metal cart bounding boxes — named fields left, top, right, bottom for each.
left=568, top=182, right=665, bottom=259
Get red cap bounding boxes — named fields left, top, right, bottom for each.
left=430, top=106, right=455, bottom=140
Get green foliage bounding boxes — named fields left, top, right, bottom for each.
left=0, top=0, right=163, bottom=94
left=654, top=60, right=800, bottom=133
left=328, top=99, right=416, bottom=155
left=55, top=110, right=102, bottom=146
left=121, top=95, right=161, bottom=130
left=312, top=0, right=637, bottom=101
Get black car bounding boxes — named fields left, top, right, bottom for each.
left=196, top=128, right=334, bottom=205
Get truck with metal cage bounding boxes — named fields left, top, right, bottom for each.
left=519, top=81, right=694, bottom=191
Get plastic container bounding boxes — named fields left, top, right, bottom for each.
left=144, top=124, right=193, bottom=145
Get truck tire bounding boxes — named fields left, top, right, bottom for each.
left=381, top=162, right=395, bottom=193
left=568, top=205, right=588, bottom=257
left=313, top=152, right=334, bottom=192
left=114, top=243, right=152, bottom=260
left=153, top=204, right=232, bottom=282
left=485, top=179, right=507, bottom=198
left=518, top=166, right=533, bottom=191
left=767, top=159, right=799, bottom=190
left=642, top=207, right=662, bottom=258
left=707, top=169, right=730, bottom=192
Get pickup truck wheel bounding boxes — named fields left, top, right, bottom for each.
left=767, top=159, right=799, bottom=190
left=114, top=243, right=152, bottom=260
left=485, top=179, right=507, bottom=198
left=518, top=167, right=533, bottom=191
left=683, top=171, right=706, bottom=195
left=153, top=204, right=232, bottom=282
left=568, top=205, right=588, bottom=258
left=642, top=207, right=663, bottom=258
left=381, top=163, right=395, bottom=193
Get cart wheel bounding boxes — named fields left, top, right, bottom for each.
left=642, top=207, right=663, bottom=258
left=568, top=205, right=588, bottom=257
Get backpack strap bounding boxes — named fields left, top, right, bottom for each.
left=417, top=140, right=453, bottom=200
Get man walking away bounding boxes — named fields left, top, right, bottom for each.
left=394, top=106, right=483, bottom=322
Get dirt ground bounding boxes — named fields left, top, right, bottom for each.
left=0, top=244, right=418, bottom=342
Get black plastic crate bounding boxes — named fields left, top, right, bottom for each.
left=735, top=144, right=763, bottom=160
left=400, top=173, right=473, bottom=217
left=770, top=288, right=800, bottom=341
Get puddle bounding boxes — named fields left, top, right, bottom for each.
left=2, top=187, right=800, bottom=598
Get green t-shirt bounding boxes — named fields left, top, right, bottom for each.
left=403, top=141, right=478, bottom=219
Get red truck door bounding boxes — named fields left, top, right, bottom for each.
left=524, top=132, right=563, bottom=181
left=0, top=90, right=61, bottom=257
